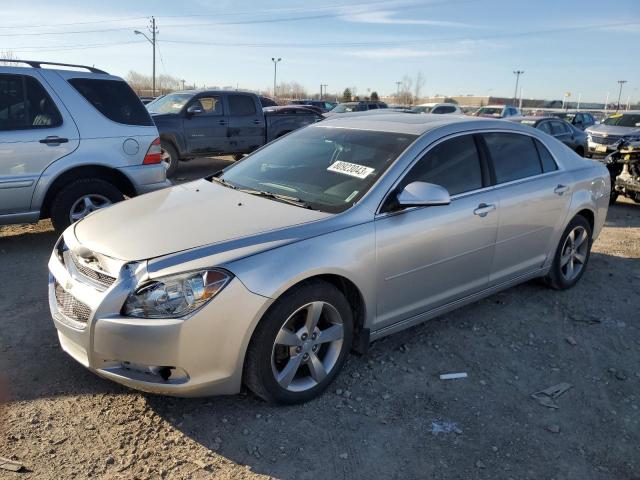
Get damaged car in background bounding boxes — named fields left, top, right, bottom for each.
left=48, top=113, right=609, bottom=404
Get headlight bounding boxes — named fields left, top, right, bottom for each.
left=123, top=269, right=232, bottom=319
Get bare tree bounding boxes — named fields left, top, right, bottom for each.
left=398, top=75, right=413, bottom=105
left=0, top=50, right=19, bottom=65
left=127, top=70, right=181, bottom=96
left=414, top=72, right=425, bottom=104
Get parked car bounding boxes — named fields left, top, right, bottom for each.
left=147, top=90, right=322, bottom=176
left=0, top=60, right=169, bottom=232
left=49, top=113, right=609, bottom=404
left=550, top=111, right=596, bottom=130
left=508, top=116, right=588, bottom=156
left=288, top=99, right=336, bottom=113
left=585, top=111, right=640, bottom=157
left=139, top=96, right=157, bottom=105
left=473, top=105, right=520, bottom=118
left=324, top=101, right=388, bottom=116
left=411, top=103, right=462, bottom=114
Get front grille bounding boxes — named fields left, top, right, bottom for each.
left=590, top=135, right=620, bottom=145
left=54, top=281, right=92, bottom=323
left=70, top=253, right=116, bottom=289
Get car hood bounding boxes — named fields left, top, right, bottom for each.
left=586, top=124, right=640, bottom=137
left=73, top=179, right=332, bottom=261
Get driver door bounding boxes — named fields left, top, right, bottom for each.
left=183, top=95, right=227, bottom=155
left=374, top=134, right=499, bottom=329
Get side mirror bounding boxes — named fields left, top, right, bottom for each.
left=396, top=181, right=451, bottom=208
left=186, top=104, right=204, bottom=116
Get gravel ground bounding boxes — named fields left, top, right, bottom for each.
left=1, top=159, right=639, bottom=479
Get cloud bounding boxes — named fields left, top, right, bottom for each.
left=342, top=10, right=474, bottom=28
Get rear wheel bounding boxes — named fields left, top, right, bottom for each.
left=544, top=215, right=592, bottom=290
left=244, top=280, right=353, bottom=404
left=50, top=178, right=124, bottom=232
left=160, top=141, right=179, bottom=178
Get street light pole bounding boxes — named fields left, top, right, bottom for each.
left=271, top=57, right=281, bottom=98
left=512, top=70, right=524, bottom=105
left=395, top=81, right=401, bottom=102
left=616, top=80, right=627, bottom=111
left=134, top=16, right=158, bottom=97
left=320, top=84, right=327, bottom=100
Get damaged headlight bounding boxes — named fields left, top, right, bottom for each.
left=123, top=269, right=232, bottom=319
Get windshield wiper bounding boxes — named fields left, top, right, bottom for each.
left=210, top=176, right=237, bottom=189
left=237, top=188, right=314, bottom=209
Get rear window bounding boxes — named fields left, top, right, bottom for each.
left=68, top=78, right=153, bottom=126
left=228, top=95, right=257, bottom=116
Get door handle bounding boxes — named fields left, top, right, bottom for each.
left=39, top=136, right=68, bottom=145
left=473, top=203, right=496, bottom=217
left=252, top=119, right=261, bottom=125
left=218, top=120, right=227, bottom=125
left=554, top=184, right=570, bottom=195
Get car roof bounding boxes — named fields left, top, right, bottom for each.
left=315, top=111, right=521, bottom=135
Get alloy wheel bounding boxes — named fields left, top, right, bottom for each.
left=69, top=194, right=112, bottom=222
left=271, top=301, right=345, bottom=392
left=560, top=226, right=589, bottom=281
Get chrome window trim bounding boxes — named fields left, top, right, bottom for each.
left=375, top=128, right=564, bottom=216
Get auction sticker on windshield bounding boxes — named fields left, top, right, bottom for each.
left=328, top=161, right=375, bottom=179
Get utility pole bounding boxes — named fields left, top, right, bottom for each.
left=134, top=17, right=158, bottom=97
left=616, top=80, right=627, bottom=111
left=271, top=57, right=281, bottom=98
left=577, top=92, right=581, bottom=110
left=181, top=79, right=185, bottom=90
left=395, top=81, right=401, bottom=102
left=320, top=84, right=327, bottom=100
left=604, top=92, right=610, bottom=113
left=512, top=70, right=524, bottom=105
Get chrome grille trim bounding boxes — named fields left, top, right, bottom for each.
left=69, top=253, right=116, bottom=289
left=54, top=281, right=92, bottom=324
left=590, top=135, right=620, bottom=145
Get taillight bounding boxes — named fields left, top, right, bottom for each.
left=143, top=137, right=162, bottom=165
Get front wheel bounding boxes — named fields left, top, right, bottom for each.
left=544, top=215, right=592, bottom=290
left=244, top=280, right=353, bottom=404
left=50, top=178, right=124, bottom=232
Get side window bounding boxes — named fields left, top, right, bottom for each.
left=192, top=96, right=222, bottom=115
left=534, top=139, right=558, bottom=173
left=401, top=135, right=484, bottom=195
left=550, top=121, right=568, bottom=135
left=483, top=132, right=543, bottom=184
left=537, top=121, right=552, bottom=134
left=431, top=107, right=443, bottom=114
left=228, top=95, right=257, bottom=116
left=68, top=78, right=152, bottom=126
left=367, top=103, right=378, bottom=110
left=0, top=74, right=62, bottom=130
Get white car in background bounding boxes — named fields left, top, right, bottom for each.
left=411, top=103, right=462, bottom=114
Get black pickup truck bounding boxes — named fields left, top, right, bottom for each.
left=147, top=90, right=323, bottom=176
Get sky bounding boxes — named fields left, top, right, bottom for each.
left=2, top=0, right=639, bottom=102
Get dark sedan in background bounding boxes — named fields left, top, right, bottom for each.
left=508, top=116, right=588, bottom=156
left=550, top=111, right=596, bottom=130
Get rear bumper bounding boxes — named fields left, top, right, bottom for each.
left=118, top=164, right=172, bottom=195
left=48, top=238, right=273, bottom=397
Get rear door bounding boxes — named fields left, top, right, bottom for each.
left=481, top=132, right=572, bottom=284
left=226, top=94, right=265, bottom=153
left=183, top=94, right=227, bottom=155
left=0, top=70, right=78, bottom=217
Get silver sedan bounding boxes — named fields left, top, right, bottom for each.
left=48, top=113, right=610, bottom=404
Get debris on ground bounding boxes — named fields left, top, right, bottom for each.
left=439, top=372, right=468, bottom=380
left=531, top=382, right=573, bottom=409
left=0, top=456, right=24, bottom=472
left=565, top=336, right=578, bottom=346
left=431, top=420, right=463, bottom=435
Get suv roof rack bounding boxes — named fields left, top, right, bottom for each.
left=0, top=59, right=107, bottom=74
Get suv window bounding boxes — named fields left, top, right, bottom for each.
left=550, top=120, right=569, bottom=135
left=68, top=78, right=153, bottom=126
left=537, top=121, right=552, bottom=135
left=401, top=135, right=484, bottom=195
left=0, top=74, right=62, bottom=131
left=228, top=95, right=257, bottom=116
left=483, top=132, right=542, bottom=183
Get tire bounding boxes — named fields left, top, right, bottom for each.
left=160, top=141, right=179, bottom=178
left=50, top=178, right=124, bottom=232
left=244, top=280, right=353, bottom=404
left=544, top=215, right=592, bottom=290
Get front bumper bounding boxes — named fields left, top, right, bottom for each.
left=118, top=164, right=172, bottom=195
left=48, top=235, right=273, bottom=397
left=587, top=141, right=614, bottom=157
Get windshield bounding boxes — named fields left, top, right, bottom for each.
left=411, top=106, right=432, bottom=114
left=218, top=126, right=417, bottom=213
left=477, top=107, right=502, bottom=116
left=146, top=93, right=193, bottom=114
left=331, top=103, right=357, bottom=113
left=602, top=113, right=640, bottom=128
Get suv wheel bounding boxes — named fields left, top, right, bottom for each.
left=50, top=178, right=124, bottom=232
left=160, top=141, right=179, bottom=178
left=244, top=280, right=353, bottom=404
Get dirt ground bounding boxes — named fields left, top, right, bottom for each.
left=1, top=159, right=639, bottom=480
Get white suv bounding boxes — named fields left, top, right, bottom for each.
left=0, top=60, right=170, bottom=231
